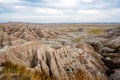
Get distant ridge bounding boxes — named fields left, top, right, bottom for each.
left=0, top=22, right=120, bottom=24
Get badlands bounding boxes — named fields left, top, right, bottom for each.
left=0, top=23, right=120, bottom=80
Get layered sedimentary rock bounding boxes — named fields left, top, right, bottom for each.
left=0, top=23, right=108, bottom=80
left=0, top=24, right=59, bottom=41
left=84, top=27, right=120, bottom=54
left=0, top=41, right=107, bottom=80
left=0, top=31, right=26, bottom=48
left=84, top=27, right=120, bottom=79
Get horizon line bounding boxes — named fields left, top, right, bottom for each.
left=0, top=21, right=120, bottom=24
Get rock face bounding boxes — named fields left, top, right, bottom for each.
left=0, top=41, right=107, bottom=80
left=84, top=27, right=120, bottom=79
left=84, top=27, right=120, bottom=54
left=0, top=23, right=108, bottom=80
left=0, top=24, right=58, bottom=41
left=0, top=31, right=26, bottom=48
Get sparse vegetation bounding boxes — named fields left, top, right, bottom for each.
left=71, top=70, right=101, bottom=80
left=60, top=28, right=77, bottom=33
left=88, top=28, right=105, bottom=35
left=0, top=61, right=101, bottom=80
left=0, top=23, right=117, bottom=80
left=0, top=61, right=51, bottom=80
left=72, top=36, right=85, bottom=43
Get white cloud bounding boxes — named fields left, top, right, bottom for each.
left=0, top=0, right=120, bottom=23
left=57, top=0, right=78, bottom=8
left=43, top=0, right=78, bottom=8
left=34, top=8, right=64, bottom=15
left=0, top=0, right=20, bottom=3
left=78, top=9, right=98, bottom=14
left=11, top=5, right=28, bottom=10
left=82, top=0, right=94, bottom=3
left=1, top=8, right=120, bottom=23
left=77, top=9, right=106, bottom=18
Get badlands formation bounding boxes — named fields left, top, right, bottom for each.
left=0, top=23, right=120, bottom=80
left=85, top=27, right=120, bottom=80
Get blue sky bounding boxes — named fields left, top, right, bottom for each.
left=0, top=0, right=120, bottom=23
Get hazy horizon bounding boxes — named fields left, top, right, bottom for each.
left=0, top=0, right=120, bottom=23
left=1, top=21, right=120, bottom=24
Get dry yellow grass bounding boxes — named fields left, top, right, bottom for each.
left=87, top=28, right=105, bottom=35
left=72, top=36, right=85, bottom=43
left=73, top=70, right=101, bottom=80
left=0, top=61, right=51, bottom=80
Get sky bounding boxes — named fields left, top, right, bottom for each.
left=0, top=0, right=120, bottom=23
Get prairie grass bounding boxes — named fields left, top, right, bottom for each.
left=0, top=61, right=51, bottom=80
left=72, top=36, right=85, bottom=43
left=88, top=28, right=105, bottom=35
left=59, top=28, right=77, bottom=33
left=73, top=70, right=101, bottom=80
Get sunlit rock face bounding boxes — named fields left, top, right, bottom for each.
left=0, top=23, right=108, bottom=80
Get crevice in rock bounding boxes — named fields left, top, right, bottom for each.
left=45, top=51, right=52, bottom=77
left=102, top=56, right=120, bottom=77
left=31, top=51, right=38, bottom=68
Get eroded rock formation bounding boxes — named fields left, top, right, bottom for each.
left=0, top=31, right=26, bottom=48
left=0, top=41, right=107, bottom=80
left=0, top=24, right=59, bottom=41
left=84, top=27, right=120, bottom=80
left=0, top=23, right=108, bottom=80
left=84, top=27, right=120, bottom=54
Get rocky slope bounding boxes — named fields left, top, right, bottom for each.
left=0, top=31, right=26, bottom=48
left=0, top=24, right=59, bottom=41
left=0, top=23, right=111, bottom=80
left=84, top=27, right=120, bottom=80
left=84, top=27, right=120, bottom=54
left=0, top=41, right=107, bottom=80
